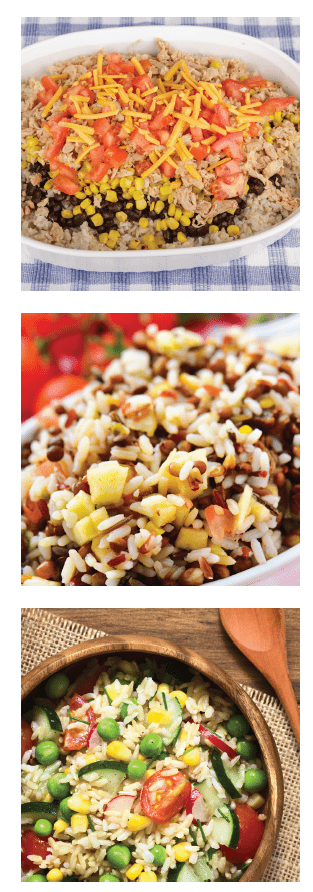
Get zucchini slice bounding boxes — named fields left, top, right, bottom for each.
left=21, top=801, right=58, bottom=824
left=78, top=760, right=127, bottom=796
left=167, top=863, right=201, bottom=882
left=195, top=776, right=227, bottom=818
left=158, top=695, right=183, bottom=747
left=193, top=856, right=213, bottom=881
left=210, top=804, right=240, bottom=849
left=211, top=750, right=241, bottom=799
left=33, top=702, right=62, bottom=742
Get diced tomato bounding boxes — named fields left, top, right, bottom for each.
left=221, top=803, right=265, bottom=864
left=135, top=159, right=151, bottom=175
left=50, top=160, right=78, bottom=181
left=131, top=127, right=152, bottom=154
left=211, top=172, right=245, bottom=200
left=243, top=76, right=268, bottom=90
left=45, top=128, right=68, bottom=162
left=47, top=111, right=69, bottom=128
left=21, top=830, right=51, bottom=873
left=107, top=53, right=122, bottom=66
left=190, top=144, right=208, bottom=161
left=132, top=74, right=153, bottom=93
left=120, top=61, right=136, bottom=75
left=190, top=126, right=203, bottom=141
left=64, top=83, right=94, bottom=116
left=248, top=123, right=260, bottom=137
left=140, top=770, right=191, bottom=824
left=53, top=173, right=78, bottom=195
left=63, top=694, right=97, bottom=751
left=215, top=159, right=241, bottom=179
left=211, top=104, right=231, bottom=128
left=75, top=670, right=101, bottom=696
left=90, top=145, right=105, bottom=165
left=33, top=460, right=66, bottom=478
left=37, top=76, right=58, bottom=106
left=158, top=129, right=171, bottom=145
left=21, top=720, right=33, bottom=759
left=96, top=145, right=128, bottom=178
left=161, top=159, right=177, bottom=177
left=203, top=384, right=222, bottom=397
left=140, top=59, right=152, bottom=73
left=92, top=119, right=112, bottom=141
left=212, top=131, right=244, bottom=161
left=149, top=112, right=174, bottom=132
left=222, top=78, right=247, bottom=103
left=205, top=504, right=235, bottom=541
left=102, top=126, right=116, bottom=149
left=254, top=96, right=296, bottom=116
left=22, top=496, right=49, bottom=525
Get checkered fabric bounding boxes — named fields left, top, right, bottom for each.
left=21, top=18, right=300, bottom=291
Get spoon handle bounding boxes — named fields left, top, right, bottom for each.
left=270, top=667, right=300, bottom=747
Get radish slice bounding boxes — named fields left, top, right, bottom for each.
left=199, top=725, right=237, bottom=759
left=105, top=794, right=135, bottom=815
left=186, top=788, right=210, bottom=825
left=87, top=727, right=103, bottom=749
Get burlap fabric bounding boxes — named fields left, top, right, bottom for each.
left=21, top=608, right=299, bottom=882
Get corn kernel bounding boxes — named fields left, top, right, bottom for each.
left=71, top=814, right=89, bottom=832
left=84, top=754, right=98, bottom=765
left=146, top=769, right=156, bottom=779
left=170, top=690, right=187, bottom=707
left=106, top=741, right=132, bottom=762
left=259, top=397, right=274, bottom=409
left=120, top=177, right=134, bottom=189
left=68, top=795, right=90, bottom=814
left=158, top=684, right=170, bottom=694
left=180, top=214, right=191, bottom=226
left=43, top=792, right=53, bottom=803
left=106, top=190, right=118, bottom=202
left=264, top=134, right=273, bottom=144
left=167, top=193, right=174, bottom=204
left=133, top=189, right=144, bottom=201
left=46, top=869, right=63, bottom=881
left=227, top=225, right=240, bottom=236
left=26, top=137, right=39, bottom=147
left=245, top=183, right=249, bottom=194
left=168, top=203, right=176, bottom=216
left=84, top=186, right=92, bottom=196
left=263, top=121, right=271, bottom=133
left=80, top=198, right=91, bottom=209
left=85, top=205, right=96, bottom=216
left=64, top=767, right=71, bottom=775
left=148, top=707, right=171, bottom=724
left=135, top=177, right=145, bottom=189
left=99, top=184, right=108, bottom=194
left=179, top=729, right=187, bottom=743
left=110, top=177, right=119, bottom=188
left=89, top=183, right=99, bottom=194
left=54, top=820, right=69, bottom=834
left=91, top=213, right=104, bottom=227
left=106, top=239, right=116, bottom=249
left=239, top=425, right=253, bottom=434
left=21, top=159, right=27, bottom=169
left=159, top=183, right=171, bottom=197
left=138, top=871, right=157, bottom=882
left=136, top=199, right=147, bottom=210
left=82, top=160, right=92, bottom=171
left=167, top=218, right=179, bottom=230
left=161, top=174, right=169, bottom=181
left=209, top=225, right=219, bottom=234
left=174, top=208, right=182, bottom=220
left=61, top=209, right=73, bottom=219
left=108, top=229, right=120, bottom=240
left=155, top=200, right=165, bottom=214
left=138, top=217, right=149, bottom=229
left=182, top=747, right=201, bottom=766
left=155, top=220, right=162, bottom=232
left=126, top=865, right=144, bottom=880
left=99, top=233, right=108, bottom=245
left=211, top=60, right=222, bottom=69
left=126, top=201, right=133, bottom=209
left=129, top=239, right=142, bottom=250
left=160, top=220, right=168, bottom=231
left=115, top=211, right=127, bottom=223
left=73, top=205, right=82, bottom=215
left=173, top=844, right=190, bottom=862
left=274, top=110, right=282, bottom=123
left=290, top=113, right=300, bottom=124
left=247, top=793, right=265, bottom=809
left=44, top=179, right=54, bottom=191
left=75, top=190, right=85, bottom=199
left=150, top=201, right=155, bottom=211
left=127, top=815, right=152, bottom=832
left=177, top=232, right=187, bottom=243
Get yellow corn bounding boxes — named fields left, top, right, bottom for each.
left=274, top=110, right=282, bottom=123
left=136, top=199, right=147, bottom=210
left=170, top=691, right=188, bottom=708
left=85, top=205, right=95, bottom=216
left=106, top=741, right=132, bottom=762
left=72, top=205, right=82, bottom=215
left=127, top=815, right=152, bottom=832
left=148, top=707, right=171, bottom=725
left=263, top=121, right=271, bottom=133
left=61, top=209, right=73, bottom=219
left=173, top=844, right=190, bottom=862
left=264, top=134, right=273, bottom=144
left=177, top=232, right=187, bottom=243
left=84, top=754, right=98, bottom=765
left=21, top=159, right=27, bottom=169
left=99, top=233, right=108, bottom=245
left=80, top=198, right=91, bottom=209
left=209, top=225, right=219, bottom=234
left=89, top=183, right=99, bottom=194
left=68, top=794, right=90, bottom=815
left=182, top=747, right=200, bottom=766
left=155, top=200, right=165, bottom=214
left=84, top=186, right=92, bottom=196
left=126, top=865, right=144, bottom=880
left=159, top=183, right=171, bottom=197
left=179, top=729, right=187, bottom=743
left=46, top=869, right=63, bottom=881
left=104, top=682, right=121, bottom=701
left=138, top=871, right=157, bottom=882
left=259, top=397, right=274, bottom=409
left=64, top=767, right=71, bottom=776
left=158, top=684, right=170, bottom=695
left=239, top=425, right=253, bottom=434
left=116, top=211, right=128, bottom=223
left=43, top=179, right=54, bottom=191
left=129, top=239, right=142, bottom=250
left=227, top=225, right=240, bottom=236
left=106, top=190, right=118, bottom=202
left=210, top=60, right=222, bottom=69
left=180, top=214, right=191, bottom=226
left=71, top=813, right=89, bottom=832
left=138, top=217, right=149, bottom=229
left=133, top=189, right=144, bottom=200
left=90, top=213, right=104, bottom=227
left=43, top=791, right=53, bottom=803
left=54, top=820, right=69, bottom=834
left=146, top=769, right=156, bottom=779
left=110, top=177, right=119, bottom=188
left=75, top=191, right=85, bottom=199
left=167, top=193, right=174, bottom=204
left=167, top=218, right=179, bottom=230
left=247, top=793, right=265, bottom=809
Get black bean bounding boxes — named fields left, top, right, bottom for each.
left=52, top=546, right=69, bottom=557
left=148, top=208, right=158, bottom=220
left=188, top=222, right=210, bottom=238
left=248, top=176, right=265, bottom=195
left=69, top=195, right=81, bottom=206
left=269, top=173, right=283, bottom=189
left=47, top=444, right=64, bottom=462
left=68, top=214, right=86, bottom=228
left=236, top=197, right=247, bottom=211
left=163, top=229, right=176, bottom=243
left=101, top=207, right=115, bottom=220
left=48, top=210, right=61, bottom=222
left=127, top=209, right=141, bottom=221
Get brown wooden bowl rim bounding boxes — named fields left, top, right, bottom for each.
left=22, top=634, right=284, bottom=883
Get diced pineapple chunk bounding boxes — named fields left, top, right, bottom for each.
left=210, top=544, right=235, bottom=566
left=149, top=380, right=171, bottom=399
left=72, top=515, right=97, bottom=546
left=145, top=520, right=165, bottom=536
left=250, top=498, right=270, bottom=523
left=66, top=490, right=93, bottom=519
left=90, top=507, right=109, bottom=530
left=175, top=527, right=208, bottom=551
left=159, top=449, right=208, bottom=501
left=92, top=534, right=110, bottom=563
left=140, top=495, right=176, bottom=528
left=179, top=372, right=201, bottom=393
left=87, top=461, right=128, bottom=506
left=173, top=499, right=193, bottom=529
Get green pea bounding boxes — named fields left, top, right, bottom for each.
left=226, top=714, right=250, bottom=738
left=35, top=740, right=59, bottom=766
left=99, top=876, right=120, bottom=882
left=27, top=875, right=48, bottom=882
left=47, top=773, right=71, bottom=800
left=107, top=845, right=131, bottom=870
left=150, top=844, right=167, bottom=866
left=34, top=820, right=52, bottom=837
left=120, top=699, right=137, bottom=721
left=97, top=718, right=120, bottom=742
left=127, top=759, right=147, bottom=780
left=45, top=673, right=70, bottom=699
left=244, top=768, right=268, bottom=793
left=236, top=738, right=258, bottom=760
left=59, top=796, right=75, bottom=822
left=139, top=733, right=163, bottom=759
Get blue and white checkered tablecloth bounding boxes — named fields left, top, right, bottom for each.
left=21, top=17, right=300, bottom=291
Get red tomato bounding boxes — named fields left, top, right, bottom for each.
left=149, top=112, right=174, bottom=132
left=135, top=159, right=151, bottom=176
left=21, top=337, right=54, bottom=421
left=211, top=172, right=245, bottom=200
left=22, top=495, right=49, bottom=525
left=140, top=770, right=191, bottom=824
left=21, top=720, right=33, bottom=759
left=190, top=144, right=208, bottom=161
left=45, top=128, right=68, bottom=162
left=254, top=96, right=296, bottom=116
left=21, top=830, right=51, bottom=872
left=37, top=76, right=58, bottom=106
left=243, top=76, right=268, bottom=90
left=53, top=173, right=78, bottom=195
left=161, top=159, right=177, bottom=177
left=106, top=314, right=177, bottom=336
left=34, top=375, right=87, bottom=413
left=21, top=314, right=93, bottom=340
left=212, top=132, right=244, bottom=161
left=131, top=128, right=152, bottom=154
left=215, top=159, right=241, bottom=179
left=132, top=74, right=153, bottom=93
left=63, top=695, right=97, bottom=751
left=221, top=803, right=265, bottom=864
left=205, top=505, right=234, bottom=541
left=92, top=119, right=112, bottom=140
left=75, top=670, right=101, bottom=696
left=248, top=123, right=260, bottom=138
left=49, top=331, right=84, bottom=375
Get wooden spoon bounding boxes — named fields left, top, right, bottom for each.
left=219, top=608, right=300, bottom=747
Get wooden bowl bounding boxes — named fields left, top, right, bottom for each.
left=22, top=634, right=284, bottom=882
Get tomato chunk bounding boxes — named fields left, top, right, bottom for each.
left=221, top=802, right=265, bottom=864
left=212, top=132, right=244, bottom=161
left=131, top=128, right=152, bottom=154
left=53, top=173, right=78, bottom=195
left=190, top=144, right=208, bottom=161
left=254, top=96, right=296, bottom=116
left=140, top=770, right=191, bottom=824
left=63, top=694, right=97, bottom=751
left=21, top=830, right=51, bottom=872
left=21, top=720, right=33, bottom=759
left=222, top=78, right=247, bottom=103
left=205, top=504, right=235, bottom=540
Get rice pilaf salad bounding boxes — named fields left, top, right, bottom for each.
left=22, top=656, right=268, bottom=881
left=21, top=325, right=300, bottom=586
left=21, top=40, right=300, bottom=251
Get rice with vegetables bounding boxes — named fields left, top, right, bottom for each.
left=21, top=324, right=300, bottom=586
left=22, top=656, right=268, bottom=881
left=21, top=40, right=300, bottom=252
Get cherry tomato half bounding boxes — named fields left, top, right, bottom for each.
left=221, top=802, right=265, bottom=864
left=140, top=769, right=191, bottom=824
left=63, top=694, right=97, bottom=751
left=34, top=375, right=87, bottom=414
left=21, top=720, right=33, bottom=759
left=21, top=829, right=51, bottom=872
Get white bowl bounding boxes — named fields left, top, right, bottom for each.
left=21, top=316, right=300, bottom=586
left=21, top=25, right=300, bottom=273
